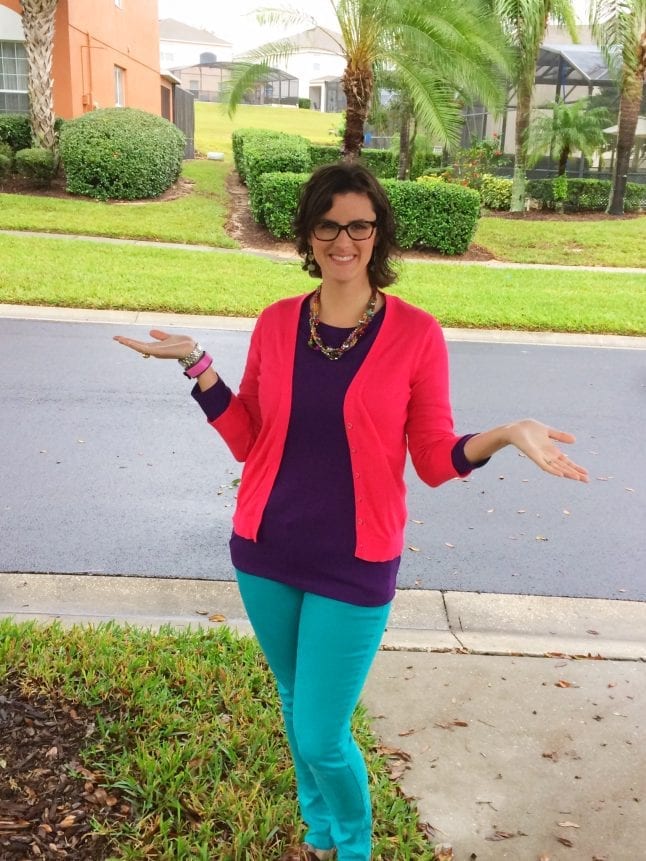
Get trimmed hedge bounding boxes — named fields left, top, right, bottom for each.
left=0, top=152, right=11, bottom=180
left=309, top=144, right=342, bottom=170
left=59, top=108, right=185, bottom=201
left=526, top=177, right=645, bottom=212
left=382, top=179, right=480, bottom=254
left=249, top=172, right=480, bottom=254
left=480, top=173, right=513, bottom=210
left=253, top=171, right=305, bottom=236
left=232, top=128, right=311, bottom=184
left=14, top=147, right=56, bottom=184
left=0, top=114, right=31, bottom=152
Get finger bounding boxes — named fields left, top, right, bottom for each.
left=547, top=428, right=576, bottom=444
left=149, top=329, right=171, bottom=341
left=113, top=335, right=154, bottom=354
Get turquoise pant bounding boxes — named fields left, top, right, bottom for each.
left=236, top=570, right=391, bottom=861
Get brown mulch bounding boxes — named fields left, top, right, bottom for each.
left=0, top=173, right=194, bottom=203
left=0, top=682, right=132, bottom=860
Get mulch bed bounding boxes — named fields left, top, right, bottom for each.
left=0, top=682, right=131, bottom=860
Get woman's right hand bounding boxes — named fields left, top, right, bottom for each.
left=113, top=329, right=197, bottom=360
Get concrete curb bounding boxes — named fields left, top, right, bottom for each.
left=2, top=303, right=645, bottom=350
left=2, top=572, right=645, bottom=661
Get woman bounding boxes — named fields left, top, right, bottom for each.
left=114, top=163, right=588, bottom=861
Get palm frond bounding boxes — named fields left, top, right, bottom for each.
left=225, top=61, right=276, bottom=115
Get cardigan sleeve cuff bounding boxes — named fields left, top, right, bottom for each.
left=191, top=377, right=232, bottom=422
left=451, top=433, right=490, bottom=476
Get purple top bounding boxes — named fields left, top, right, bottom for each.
left=193, top=296, right=485, bottom=606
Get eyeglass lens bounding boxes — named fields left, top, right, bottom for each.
left=313, top=221, right=376, bottom=240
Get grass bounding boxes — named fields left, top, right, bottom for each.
left=476, top=212, right=646, bottom=269
left=0, top=160, right=237, bottom=248
left=194, top=102, right=343, bottom=156
left=0, top=619, right=435, bottom=859
left=1, top=233, right=644, bottom=334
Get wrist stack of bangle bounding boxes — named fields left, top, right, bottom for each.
left=178, top=343, right=213, bottom=378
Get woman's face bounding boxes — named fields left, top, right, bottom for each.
left=309, top=192, right=377, bottom=290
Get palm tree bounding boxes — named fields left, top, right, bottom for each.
left=590, top=0, right=646, bottom=214
left=20, top=0, right=58, bottom=152
left=528, top=98, right=611, bottom=174
left=492, top=0, right=578, bottom=211
left=228, top=0, right=510, bottom=161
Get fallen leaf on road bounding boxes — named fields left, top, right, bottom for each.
left=195, top=610, right=209, bottom=615
left=542, top=751, right=559, bottom=761
left=408, top=545, right=421, bottom=552
left=535, top=535, right=549, bottom=541
left=485, top=830, right=517, bottom=841
left=398, top=728, right=416, bottom=737
left=433, top=843, right=454, bottom=860
left=556, top=836, right=574, bottom=847
left=587, top=629, right=599, bottom=635
left=555, top=680, right=579, bottom=688
left=558, top=821, right=580, bottom=828
left=445, top=542, right=455, bottom=548
left=411, top=518, right=424, bottom=524
left=208, top=613, right=226, bottom=623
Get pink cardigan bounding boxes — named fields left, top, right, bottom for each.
left=210, top=292, right=469, bottom=562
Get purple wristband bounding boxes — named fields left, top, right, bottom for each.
left=184, top=352, right=213, bottom=378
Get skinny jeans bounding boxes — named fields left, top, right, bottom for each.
left=236, top=570, right=391, bottom=861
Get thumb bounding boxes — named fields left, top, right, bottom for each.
left=149, top=329, right=171, bottom=341
left=549, top=428, right=576, bottom=444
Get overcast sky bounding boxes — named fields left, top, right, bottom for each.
left=157, top=0, right=590, bottom=53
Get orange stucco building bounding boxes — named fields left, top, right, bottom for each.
left=0, top=0, right=167, bottom=118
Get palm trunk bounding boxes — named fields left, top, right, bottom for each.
left=607, top=73, right=643, bottom=215
left=510, top=81, right=531, bottom=212
left=397, top=105, right=412, bottom=179
left=557, top=146, right=569, bottom=176
left=20, top=0, right=59, bottom=154
left=341, top=66, right=373, bottom=161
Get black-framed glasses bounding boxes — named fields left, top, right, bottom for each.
left=312, top=220, right=378, bottom=241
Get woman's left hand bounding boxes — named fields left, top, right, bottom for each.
left=506, top=419, right=589, bottom=482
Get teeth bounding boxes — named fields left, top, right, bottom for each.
left=331, top=255, right=354, bottom=261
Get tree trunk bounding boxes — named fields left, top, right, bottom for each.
left=20, top=0, right=58, bottom=153
left=341, top=66, right=373, bottom=161
left=397, top=105, right=412, bottom=179
left=557, top=146, right=569, bottom=176
left=510, top=81, right=531, bottom=212
left=607, top=73, right=643, bottom=215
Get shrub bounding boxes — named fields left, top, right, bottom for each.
left=360, top=149, right=397, bottom=178
left=383, top=179, right=480, bottom=254
left=0, top=140, right=13, bottom=162
left=298, top=98, right=311, bottom=110
left=14, top=147, right=57, bottom=185
left=253, top=171, right=307, bottom=236
left=309, top=144, right=342, bottom=170
left=526, top=177, right=644, bottom=212
left=243, top=134, right=311, bottom=188
left=59, top=108, right=185, bottom=201
left=253, top=171, right=480, bottom=254
left=479, top=173, right=513, bottom=210
left=0, top=152, right=12, bottom=180
left=0, top=114, right=32, bottom=152
left=232, top=128, right=269, bottom=179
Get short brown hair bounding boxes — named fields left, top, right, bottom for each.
left=293, top=162, right=399, bottom=288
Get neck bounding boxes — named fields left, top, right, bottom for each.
left=316, top=281, right=376, bottom=327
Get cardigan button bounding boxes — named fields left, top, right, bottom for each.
left=354, top=472, right=360, bottom=478
left=346, top=422, right=353, bottom=429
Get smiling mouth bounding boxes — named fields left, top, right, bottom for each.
left=330, top=254, right=355, bottom=262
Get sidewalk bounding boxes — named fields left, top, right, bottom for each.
left=3, top=572, right=645, bottom=860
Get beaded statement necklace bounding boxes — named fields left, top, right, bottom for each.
left=308, top=286, right=378, bottom=361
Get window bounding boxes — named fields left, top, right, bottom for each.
left=114, top=65, right=125, bottom=107
left=189, top=80, right=199, bottom=91
left=0, top=41, right=29, bottom=114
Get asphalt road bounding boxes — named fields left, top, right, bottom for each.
left=1, top=317, right=644, bottom=600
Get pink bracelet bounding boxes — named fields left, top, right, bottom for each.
left=184, top=352, right=213, bottom=378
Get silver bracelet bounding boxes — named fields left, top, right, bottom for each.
left=178, top=342, right=204, bottom=370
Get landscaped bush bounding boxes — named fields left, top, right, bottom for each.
left=14, top=147, right=56, bottom=185
left=309, top=143, right=342, bottom=170
left=0, top=114, right=32, bottom=152
left=526, top=177, right=645, bottom=212
left=480, top=173, right=513, bottom=210
left=243, top=133, right=311, bottom=189
left=0, top=140, right=13, bottom=162
left=59, top=108, right=185, bottom=201
left=232, top=128, right=270, bottom=179
left=252, top=171, right=307, bottom=236
left=383, top=179, right=480, bottom=254
left=0, top=152, right=12, bottom=180
left=251, top=171, right=480, bottom=254
left=360, top=149, right=397, bottom=178
left=298, top=97, right=311, bottom=109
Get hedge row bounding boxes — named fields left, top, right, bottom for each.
left=249, top=171, right=480, bottom=255
left=526, top=177, right=645, bottom=212
left=0, top=114, right=32, bottom=152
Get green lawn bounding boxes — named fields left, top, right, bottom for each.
left=476, top=213, right=646, bottom=269
left=194, top=102, right=343, bottom=156
left=1, top=233, right=644, bottom=334
left=1, top=619, right=435, bottom=860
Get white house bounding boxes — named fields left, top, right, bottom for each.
left=159, top=18, right=233, bottom=70
left=237, top=26, right=346, bottom=111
